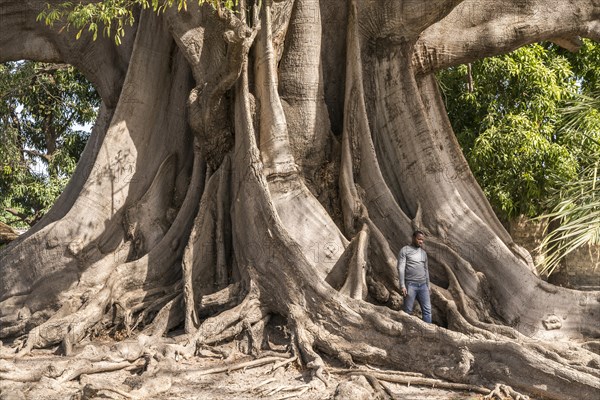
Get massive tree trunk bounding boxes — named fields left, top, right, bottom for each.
left=1, top=1, right=599, bottom=399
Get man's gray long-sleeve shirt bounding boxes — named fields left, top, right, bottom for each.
left=397, top=245, right=429, bottom=289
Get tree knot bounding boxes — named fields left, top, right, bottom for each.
left=432, top=347, right=474, bottom=381
left=542, top=314, right=562, bottom=330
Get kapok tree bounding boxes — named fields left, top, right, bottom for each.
left=1, top=1, right=599, bottom=399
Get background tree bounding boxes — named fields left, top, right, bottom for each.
left=1, top=1, right=599, bottom=399
left=0, top=61, right=100, bottom=228
left=437, top=40, right=600, bottom=221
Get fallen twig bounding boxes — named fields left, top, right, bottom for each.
left=181, top=355, right=292, bottom=378
left=265, top=384, right=310, bottom=396
left=364, top=364, right=424, bottom=377
left=272, top=355, right=297, bottom=371
left=276, top=386, right=310, bottom=400
left=379, top=381, right=401, bottom=400
left=335, top=368, right=491, bottom=395
left=0, top=371, right=42, bottom=382
left=252, top=377, right=277, bottom=390
left=364, top=373, right=393, bottom=399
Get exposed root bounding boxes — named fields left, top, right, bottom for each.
left=78, top=384, right=136, bottom=399
left=195, top=343, right=232, bottom=359
left=244, top=315, right=271, bottom=356
left=436, top=261, right=600, bottom=378
left=141, top=293, right=184, bottom=338
left=106, top=283, right=185, bottom=340
left=9, top=150, right=206, bottom=356
left=181, top=154, right=242, bottom=337
left=375, top=381, right=398, bottom=399
left=484, top=383, right=530, bottom=400
left=0, top=360, right=44, bottom=382
left=79, top=374, right=173, bottom=400
left=362, top=373, right=392, bottom=399
left=124, top=283, right=182, bottom=317
left=438, top=260, right=520, bottom=338
left=56, top=359, right=145, bottom=383
left=339, top=224, right=369, bottom=300
left=198, top=282, right=242, bottom=313
left=17, top=261, right=183, bottom=357
left=15, top=287, right=112, bottom=357
left=173, top=355, right=293, bottom=379
left=192, top=282, right=267, bottom=346
left=334, top=368, right=491, bottom=395
left=289, top=311, right=328, bottom=386
left=327, top=224, right=370, bottom=299
left=0, top=356, right=144, bottom=385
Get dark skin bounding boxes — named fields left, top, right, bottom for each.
left=401, top=233, right=426, bottom=297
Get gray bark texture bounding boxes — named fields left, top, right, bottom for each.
left=1, top=1, right=599, bottom=399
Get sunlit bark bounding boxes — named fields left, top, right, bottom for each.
left=1, top=1, right=599, bottom=398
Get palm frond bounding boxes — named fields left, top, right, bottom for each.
left=536, top=161, right=599, bottom=276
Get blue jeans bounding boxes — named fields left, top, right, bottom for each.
left=403, top=282, right=432, bottom=323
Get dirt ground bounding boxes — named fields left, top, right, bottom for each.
left=0, top=345, right=493, bottom=400
left=0, top=320, right=500, bottom=400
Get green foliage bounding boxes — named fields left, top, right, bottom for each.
left=438, top=40, right=600, bottom=221
left=468, top=115, right=577, bottom=218
left=536, top=92, right=600, bottom=276
left=537, top=161, right=599, bottom=276
left=0, top=61, right=100, bottom=228
left=37, top=0, right=238, bottom=45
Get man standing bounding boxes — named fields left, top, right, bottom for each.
left=397, top=230, right=432, bottom=323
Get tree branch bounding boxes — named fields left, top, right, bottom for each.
left=35, top=63, right=71, bottom=74
left=549, top=37, right=584, bottom=52
left=355, top=0, right=466, bottom=42
left=21, top=148, right=50, bottom=162
left=4, top=208, right=29, bottom=221
left=0, top=0, right=134, bottom=106
left=413, top=0, right=600, bottom=74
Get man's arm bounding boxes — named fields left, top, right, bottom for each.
left=424, top=250, right=430, bottom=289
left=397, top=247, right=407, bottom=295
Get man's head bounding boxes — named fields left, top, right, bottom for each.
left=412, top=230, right=425, bottom=247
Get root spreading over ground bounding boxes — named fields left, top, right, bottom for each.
left=1, top=1, right=599, bottom=399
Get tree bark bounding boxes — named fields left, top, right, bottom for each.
left=1, top=1, right=599, bottom=399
